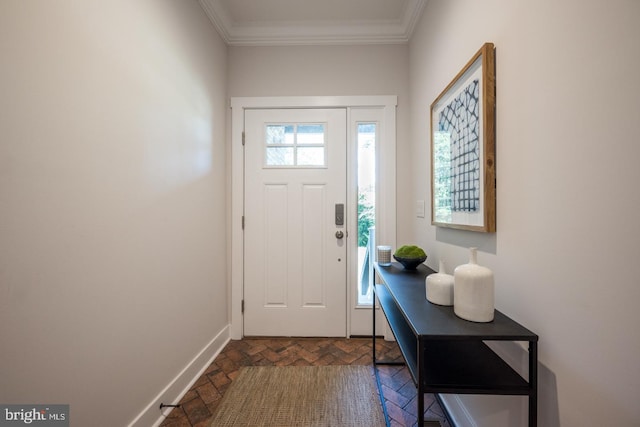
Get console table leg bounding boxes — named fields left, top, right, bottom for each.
left=373, top=294, right=377, bottom=363
left=529, top=341, right=538, bottom=427
left=417, top=337, right=424, bottom=426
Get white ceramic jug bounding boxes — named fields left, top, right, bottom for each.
left=454, top=247, right=494, bottom=322
left=425, top=260, right=454, bottom=306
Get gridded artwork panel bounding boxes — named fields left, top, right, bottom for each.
left=438, top=79, right=480, bottom=212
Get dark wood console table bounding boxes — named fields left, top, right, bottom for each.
left=372, top=262, right=538, bottom=426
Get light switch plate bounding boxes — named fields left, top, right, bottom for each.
left=416, top=200, right=425, bottom=218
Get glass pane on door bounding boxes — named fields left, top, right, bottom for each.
left=264, top=123, right=326, bottom=167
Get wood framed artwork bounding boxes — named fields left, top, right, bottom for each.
left=431, top=42, right=496, bottom=232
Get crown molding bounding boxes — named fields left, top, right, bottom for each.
left=199, top=0, right=427, bottom=46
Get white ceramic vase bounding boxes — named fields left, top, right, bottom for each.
left=454, top=247, right=494, bottom=322
left=425, top=260, right=454, bottom=306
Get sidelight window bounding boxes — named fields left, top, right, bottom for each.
left=357, top=123, right=376, bottom=305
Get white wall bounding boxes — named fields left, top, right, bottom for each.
left=228, top=45, right=409, bottom=98
left=409, top=1, right=640, bottom=426
left=0, top=1, right=228, bottom=426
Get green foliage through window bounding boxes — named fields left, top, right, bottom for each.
left=358, top=192, right=374, bottom=247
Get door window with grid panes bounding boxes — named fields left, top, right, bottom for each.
left=265, top=123, right=327, bottom=167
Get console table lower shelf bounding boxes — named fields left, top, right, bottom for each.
left=372, top=263, right=538, bottom=427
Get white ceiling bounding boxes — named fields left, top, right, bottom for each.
left=199, top=0, right=427, bottom=46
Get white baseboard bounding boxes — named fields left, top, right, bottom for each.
left=439, top=394, right=477, bottom=427
left=128, top=325, right=231, bottom=427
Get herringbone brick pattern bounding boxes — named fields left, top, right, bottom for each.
left=160, top=338, right=450, bottom=427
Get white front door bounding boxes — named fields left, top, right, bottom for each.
left=243, top=108, right=347, bottom=336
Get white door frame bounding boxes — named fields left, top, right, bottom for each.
left=230, top=96, right=396, bottom=339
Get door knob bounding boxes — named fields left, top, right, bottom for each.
left=335, top=230, right=344, bottom=239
